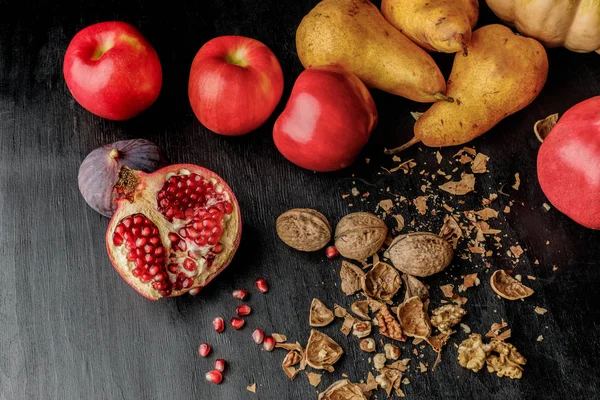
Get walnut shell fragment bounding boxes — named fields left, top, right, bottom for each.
left=377, top=305, right=404, bottom=342
left=310, top=298, right=335, bottom=327
left=362, top=262, right=401, bottom=301
left=318, top=380, right=367, bottom=400
left=340, top=261, right=365, bottom=296
left=351, top=300, right=370, bottom=320
left=276, top=208, right=331, bottom=251
left=334, top=212, right=388, bottom=261
left=490, top=270, right=534, bottom=300
left=401, top=274, right=429, bottom=304
left=430, top=304, right=467, bottom=335
left=396, top=296, right=432, bottom=339
left=388, top=233, right=454, bottom=277
left=306, top=330, right=344, bottom=372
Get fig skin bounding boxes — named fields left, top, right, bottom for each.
left=78, top=139, right=167, bottom=217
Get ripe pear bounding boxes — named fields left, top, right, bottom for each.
left=386, top=24, right=548, bottom=153
left=381, top=0, right=479, bottom=53
left=296, top=0, right=448, bottom=103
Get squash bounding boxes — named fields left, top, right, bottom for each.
left=485, top=0, right=600, bottom=53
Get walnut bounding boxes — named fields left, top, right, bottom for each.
left=340, top=261, right=365, bottom=296
left=318, top=380, right=367, bottom=400
left=283, top=350, right=303, bottom=367
left=373, top=353, right=387, bottom=370
left=486, top=340, right=526, bottom=379
left=305, top=330, right=344, bottom=372
left=490, top=270, right=534, bottom=300
left=384, top=344, right=400, bottom=360
left=397, top=296, right=432, bottom=339
left=401, top=274, right=429, bottom=305
left=351, top=300, right=370, bottom=320
left=362, top=262, right=401, bottom=301
left=360, top=338, right=376, bottom=353
left=458, top=334, right=490, bottom=372
left=388, top=233, right=454, bottom=277
left=430, top=304, right=467, bottom=334
left=352, top=321, right=372, bottom=338
left=377, top=305, right=404, bottom=342
left=334, top=212, right=388, bottom=261
left=310, top=298, right=335, bottom=327
left=276, top=208, right=331, bottom=251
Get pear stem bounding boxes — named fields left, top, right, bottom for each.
left=433, top=93, right=455, bottom=103
left=384, top=137, right=421, bottom=155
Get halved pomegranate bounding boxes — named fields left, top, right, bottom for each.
left=106, top=164, right=241, bottom=300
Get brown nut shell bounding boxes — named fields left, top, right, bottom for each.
left=334, top=212, right=387, bottom=261
left=397, top=296, right=432, bottom=339
left=276, top=208, right=331, bottom=251
left=388, top=233, right=454, bottom=277
left=310, top=298, right=335, bottom=327
left=361, top=262, right=401, bottom=301
left=305, top=330, right=344, bottom=372
left=490, top=270, right=534, bottom=300
left=318, top=380, right=367, bottom=400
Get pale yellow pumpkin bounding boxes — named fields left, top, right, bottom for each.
left=486, top=0, right=600, bottom=53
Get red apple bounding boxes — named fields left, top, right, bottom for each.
left=63, top=22, right=162, bottom=120
left=273, top=66, right=377, bottom=172
left=537, top=96, right=600, bottom=229
left=188, top=36, right=284, bottom=136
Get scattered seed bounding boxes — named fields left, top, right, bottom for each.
left=205, top=370, right=223, bottom=384
left=252, top=328, right=265, bottom=344
left=198, top=342, right=211, bottom=357
left=233, top=289, right=249, bottom=300
left=236, top=304, right=252, bottom=316
left=255, top=278, right=269, bottom=293
left=212, top=317, right=225, bottom=333
left=214, top=359, right=226, bottom=372
left=263, top=336, right=275, bottom=351
left=230, top=317, right=245, bottom=330
left=325, top=245, right=339, bottom=259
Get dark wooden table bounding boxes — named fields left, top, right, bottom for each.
left=1, top=1, right=600, bottom=399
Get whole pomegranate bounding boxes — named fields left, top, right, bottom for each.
left=106, top=164, right=242, bottom=299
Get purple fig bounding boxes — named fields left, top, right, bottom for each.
left=78, top=139, right=167, bottom=217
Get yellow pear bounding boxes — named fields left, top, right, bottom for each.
left=296, top=0, right=448, bottom=103
left=381, top=0, right=479, bottom=53
left=386, top=24, right=548, bottom=153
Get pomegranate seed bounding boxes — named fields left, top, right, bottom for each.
left=255, top=278, right=269, bottom=293
left=188, top=287, right=200, bottom=296
left=232, top=290, right=248, bottom=301
left=263, top=336, right=275, bottom=352
left=183, top=258, right=196, bottom=271
left=252, top=328, right=264, bottom=344
left=198, top=342, right=211, bottom=357
left=230, top=317, right=245, bottom=330
left=214, top=359, right=226, bottom=372
left=205, top=370, right=223, bottom=385
left=236, top=304, right=251, bottom=316
left=112, top=233, right=123, bottom=246
left=325, top=245, right=339, bottom=259
left=212, top=317, right=225, bottom=333
left=212, top=243, right=223, bottom=253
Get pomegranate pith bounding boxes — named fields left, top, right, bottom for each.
left=106, top=164, right=242, bottom=300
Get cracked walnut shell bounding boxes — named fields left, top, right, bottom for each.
left=458, top=334, right=490, bottom=373
left=334, top=212, right=388, bottom=261
left=377, top=305, right=404, bottom=342
left=340, top=261, right=365, bottom=296
left=362, top=262, right=401, bottom=301
left=431, top=304, right=467, bottom=335
left=306, top=330, right=344, bottom=372
left=351, top=300, right=370, bottom=320
left=310, top=298, right=335, bottom=327
left=490, top=270, right=534, bottom=300
left=388, top=232, right=454, bottom=277
left=318, top=380, right=367, bottom=400
left=276, top=208, right=331, bottom=251
left=397, top=296, right=432, bottom=339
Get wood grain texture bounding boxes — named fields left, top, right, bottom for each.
left=1, top=1, right=599, bottom=399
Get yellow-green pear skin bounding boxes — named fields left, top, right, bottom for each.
left=381, top=0, right=479, bottom=53
left=296, top=0, right=447, bottom=103
left=414, top=24, right=548, bottom=147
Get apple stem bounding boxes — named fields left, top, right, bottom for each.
left=433, top=93, right=455, bottom=103
left=384, top=137, right=421, bottom=155
left=109, top=149, right=120, bottom=159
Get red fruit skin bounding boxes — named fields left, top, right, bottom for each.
left=273, top=66, right=378, bottom=172
left=63, top=22, right=162, bottom=120
left=537, top=96, right=600, bottom=229
left=188, top=36, right=284, bottom=136
left=105, top=164, right=242, bottom=300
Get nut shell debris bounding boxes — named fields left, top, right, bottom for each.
left=490, top=270, right=534, bottom=300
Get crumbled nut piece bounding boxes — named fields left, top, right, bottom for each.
left=458, top=334, right=490, bottom=372
left=351, top=300, right=370, bottom=320
left=373, top=353, right=387, bottom=370
left=537, top=335, right=544, bottom=342
left=440, top=284, right=455, bottom=298
left=486, top=320, right=511, bottom=341
left=413, top=196, right=429, bottom=215
left=340, top=261, right=365, bottom=296
left=310, top=298, right=335, bottom=327
left=471, top=153, right=489, bottom=174
left=431, top=304, right=467, bottom=334
left=358, top=372, right=378, bottom=394
left=462, top=273, right=479, bottom=289
left=460, top=323, right=471, bottom=334
left=542, top=202, right=551, bottom=211
left=439, top=215, right=463, bottom=248
left=509, top=245, right=524, bottom=258
left=384, top=344, right=400, bottom=360
left=246, top=383, right=256, bottom=393
left=377, top=305, right=404, bottom=342
left=272, top=333, right=287, bottom=343
left=362, top=262, right=401, bottom=301
left=334, top=304, right=348, bottom=318
left=401, top=274, right=429, bottom=305
left=474, top=208, right=498, bottom=220
left=341, top=314, right=356, bottom=336
left=419, top=362, right=428, bottom=373
left=377, top=199, right=394, bottom=214
left=282, top=364, right=299, bottom=380
left=353, top=321, right=372, bottom=339
left=512, top=173, right=520, bottom=190
left=486, top=340, right=526, bottom=379
left=490, top=270, right=534, bottom=300
left=397, top=296, right=432, bottom=339
left=534, top=306, right=547, bottom=315
left=283, top=350, right=302, bottom=367
left=375, top=374, right=392, bottom=396
left=393, top=214, right=405, bottom=230
left=436, top=151, right=443, bottom=164
left=306, top=371, right=322, bottom=387
left=318, top=380, right=367, bottom=400
left=360, top=338, right=376, bottom=353
left=305, top=330, right=344, bottom=372
left=439, top=173, right=475, bottom=195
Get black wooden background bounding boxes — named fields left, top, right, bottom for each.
left=1, top=0, right=600, bottom=399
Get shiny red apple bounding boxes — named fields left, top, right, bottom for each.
left=273, top=66, right=378, bottom=172
left=63, top=22, right=162, bottom=120
left=537, top=96, right=600, bottom=229
left=188, top=36, right=284, bottom=136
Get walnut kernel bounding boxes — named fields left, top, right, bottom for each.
left=352, top=321, right=372, bottom=339
left=430, top=304, right=467, bottom=334
left=373, top=353, right=387, bottom=370
left=377, top=305, right=404, bottom=342
left=384, top=344, right=400, bottom=360
left=360, top=338, right=376, bottom=353
left=458, top=334, right=489, bottom=373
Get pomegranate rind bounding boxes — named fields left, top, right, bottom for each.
left=106, top=163, right=242, bottom=300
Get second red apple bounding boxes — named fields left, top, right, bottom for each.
left=188, top=36, right=284, bottom=136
